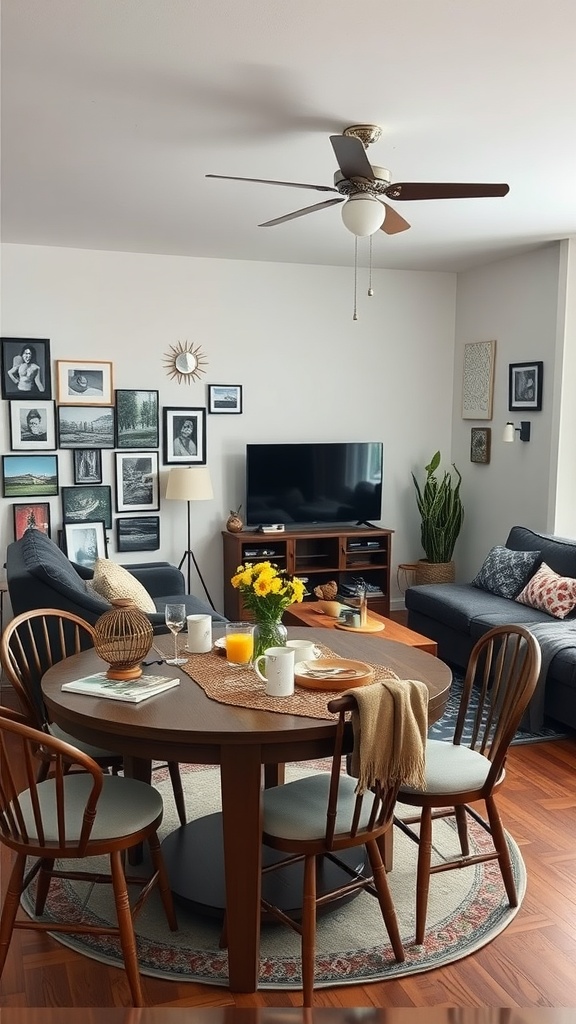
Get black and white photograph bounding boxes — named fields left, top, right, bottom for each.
left=116, top=515, right=160, bottom=552
left=57, top=405, right=115, bottom=448
left=61, top=484, right=112, bottom=528
left=13, top=502, right=51, bottom=541
left=73, top=448, right=102, bottom=484
left=56, top=359, right=113, bottom=405
left=115, top=389, right=159, bottom=448
left=9, top=400, right=56, bottom=451
left=1, top=337, right=52, bottom=400
left=115, top=452, right=159, bottom=512
left=208, top=384, right=243, bottom=414
left=509, top=361, right=543, bottom=411
left=163, top=406, right=206, bottom=465
left=2, top=454, right=59, bottom=498
left=64, top=520, right=107, bottom=568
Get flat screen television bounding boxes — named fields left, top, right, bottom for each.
left=246, top=442, right=383, bottom=527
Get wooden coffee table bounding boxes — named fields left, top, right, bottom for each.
left=283, top=601, right=438, bottom=655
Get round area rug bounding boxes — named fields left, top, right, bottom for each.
left=21, top=763, right=526, bottom=990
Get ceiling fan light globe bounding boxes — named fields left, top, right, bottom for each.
left=341, top=195, right=385, bottom=236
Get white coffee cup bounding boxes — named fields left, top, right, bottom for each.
left=286, top=639, right=318, bottom=665
left=186, top=613, right=212, bottom=654
left=254, top=646, right=295, bottom=697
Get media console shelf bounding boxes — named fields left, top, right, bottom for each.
left=222, top=527, right=393, bottom=620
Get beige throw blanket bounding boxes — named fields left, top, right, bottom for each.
left=348, top=676, right=429, bottom=794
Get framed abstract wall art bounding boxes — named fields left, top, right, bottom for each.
left=56, top=359, right=113, bottom=406
left=461, top=340, right=496, bottom=420
left=508, top=361, right=543, bottom=411
left=13, top=502, right=51, bottom=541
left=470, top=427, right=491, bottom=464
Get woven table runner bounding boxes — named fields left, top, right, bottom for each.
left=152, top=636, right=399, bottom=720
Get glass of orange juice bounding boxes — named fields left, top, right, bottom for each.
left=225, top=622, right=255, bottom=667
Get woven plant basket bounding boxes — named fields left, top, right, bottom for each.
left=414, top=559, right=455, bottom=586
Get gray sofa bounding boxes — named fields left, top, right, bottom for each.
left=406, top=526, right=576, bottom=732
left=6, top=528, right=226, bottom=632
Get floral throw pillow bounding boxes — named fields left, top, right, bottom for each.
left=516, top=561, right=576, bottom=619
left=471, top=545, right=541, bottom=600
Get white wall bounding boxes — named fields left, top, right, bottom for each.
left=552, top=239, right=576, bottom=536
left=0, top=243, right=457, bottom=612
left=453, top=243, right=563, bottom=580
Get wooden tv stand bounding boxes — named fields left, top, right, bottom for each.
left=222, top=526, right=393, bottom=621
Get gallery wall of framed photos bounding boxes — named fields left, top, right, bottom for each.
left=1, top=337, right=245, bottom=567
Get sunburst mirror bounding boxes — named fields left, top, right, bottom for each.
left=163, top=341, right=208, bottom=385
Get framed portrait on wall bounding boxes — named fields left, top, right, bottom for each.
left=9, top=400, right=56, bottom=451
left=1, top=338, right=52, bottom=400
left=163, top=407, right=206, bottom=465
left=461, top=340, right=496, bottom=420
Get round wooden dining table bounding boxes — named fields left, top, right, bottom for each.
left=42, top=626, right=451, bottom=994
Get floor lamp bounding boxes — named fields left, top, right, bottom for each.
left=165, top=466, right=216, bottom=609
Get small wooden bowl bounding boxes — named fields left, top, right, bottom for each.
left=294, top=658, right=375, bottom=691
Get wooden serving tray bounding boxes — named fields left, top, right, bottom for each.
left=294, top=658, right=375, bottom=691
left=334, top=618, right=385, bottom=634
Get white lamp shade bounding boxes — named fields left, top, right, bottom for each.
left=503, top=422, right=515, bottom=443
left=341, top=195, right=386, bottom=237
left=165, top=466, right=214, bottom=501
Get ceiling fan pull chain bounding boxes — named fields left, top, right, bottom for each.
left=353, top=237, right=358, bottom=320
left=368, top=235, right=374, bottom=297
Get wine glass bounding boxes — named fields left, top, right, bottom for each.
left=164, top=603, right=187, bottom=666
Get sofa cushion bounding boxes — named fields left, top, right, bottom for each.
left=88, top=559, right=156, bottom=613
left=471, top=545, right=541, bottom=599
left=404, top=583, right=507, bottom=634
left=19, top=528, right=108, bottom=608
left=506, top=526, right=576, bottom=579
left=516, top=561, right=576, bottom=620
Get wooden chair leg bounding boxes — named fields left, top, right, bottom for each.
left=0, top=853, right=26, bottom=976
left=366, top=839, right=405, bottom=962
left=167, top=761, right=187, bottom=826
left=415, top=805, right=433, bottom=945
left=301, top=854, right=317, bottom=1008
left=109, top=849, right=144, bottom=1007
left=147, top=832, right=178, bottom=931
left=34, top=858, right=55, bottom=915
left=485, top=796, right=517, bottom=906
left=454, top=804, right=470, bottom=856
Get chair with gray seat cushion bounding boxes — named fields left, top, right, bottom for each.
left=0, top=608, right=187, bottom=826
left=395, top=623, right=541, bottom=945
left=0, top=705, right=177, bottom=1007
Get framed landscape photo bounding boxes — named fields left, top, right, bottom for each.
left=115, top=389, right=159, bottom=448
left=470, top=427, right=491, bottom=464
left=116, top=515, right=160, bottom=553
left=61, top=484, right=112, bottom=529
left=9, top=400, right=56, bottom=451
left=64, top=520, right=107, bottom=569
left=2, top=454, right=59, bottom=498
left=163, top=407, right=206, bottom=465
left=461, top=340, right=496, bottom=420
left=208, top=384, right=242, bottom=414
left=115, top=452, right=159, bottom=512
left=56, top=359, right=113, bottom=406
left=57, top=405, right=114, bottom=448
left=509, top=360, right=543, bottom=411
left=1, top=337, right=52, bottom=400
left=73, top=448, right=102, bottom=484
left=13, top=501, right=51, bottom=541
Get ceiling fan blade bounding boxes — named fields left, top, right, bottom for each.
left=329, top=135, right=375, bottom=181
left=206, top=173, right=337, bottom=193
left=384, top=182, right=510, bottom=201
left=259, top=197, right=345, bottom=227
left=380, top=202, right=411, bottom=235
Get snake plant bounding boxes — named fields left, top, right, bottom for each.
left=412, top=451, right=464, bottom=563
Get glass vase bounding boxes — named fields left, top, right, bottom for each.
left=253, top=617, right=288, bottom=661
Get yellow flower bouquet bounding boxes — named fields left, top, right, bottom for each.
left=231, top=561, right=307, bottom=659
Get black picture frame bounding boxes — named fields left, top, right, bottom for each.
left=61, top=484, right=112, bottom=529
left=114, top=452, right=160, bottom=513
left=57, top=405, right=115, bottom=448
left=208, top=384, right=243, bottom=414
left=9, top=400, right=57, bottom=451
left=2, top=454, right=59, bottom=498
left=508, top=361, right=543, bottom=412
left=115, top=389, right=159, bottom=448
left=162, top=406, right=207, bottom=465
left=116, top=515, right=161, bottom=552
left=470, top=427, right=491, bottom=464
left=73, top=448, right=103, bottom=484
left=1, top=337, right=52, bottom=400
left=13, top=502, right=51, bottom=540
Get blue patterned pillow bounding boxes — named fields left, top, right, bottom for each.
left=472, top=546, right=541, bottom=599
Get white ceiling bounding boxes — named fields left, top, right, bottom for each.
left=2, top=0, right=576, bottom=273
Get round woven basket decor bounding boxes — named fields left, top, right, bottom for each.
left=415, top=560, right=455, bottom=585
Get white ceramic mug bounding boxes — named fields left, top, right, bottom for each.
left=254, top=646, right=295, bottom=697
left=186, top=613, right=212, bottom=654
left=286, top=639, right=318, bottom=665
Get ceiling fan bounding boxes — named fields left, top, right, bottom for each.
left=206, top=124, right=510, bottom=238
